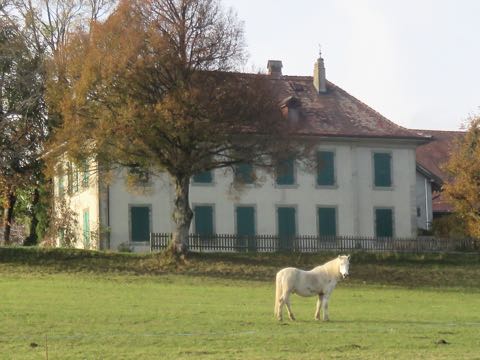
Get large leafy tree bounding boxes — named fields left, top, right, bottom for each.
left=50, top=0, right=301, bottom=254
left=0, top=21, right=46, bottom=244
left=0, top=0, right=116, bottom=245
left=443, top=116, right=480, bottom=239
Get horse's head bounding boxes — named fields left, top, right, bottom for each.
left=338, top=255, right=350, bottom=279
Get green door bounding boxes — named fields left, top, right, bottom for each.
left=131, top=206, right=150, bottom=242
left=277, top=207, right=296, bottom=251
left=83, top=209, right=90, bottom=248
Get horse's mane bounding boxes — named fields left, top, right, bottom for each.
left=312, top=256, right=348, bottom=278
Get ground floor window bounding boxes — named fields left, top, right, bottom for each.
left=193, top=205, right=214, bottom=237
left=318, top=207, right=337, bottom=237
left=236, top=206, right=256, bottom=236
left=277, top=206, right=296, bottom=250
left=375, top=208, right=394, bottom=237
left=130, top=205, right=151, bottom=242
left=82, top=209, right=90, bottom=248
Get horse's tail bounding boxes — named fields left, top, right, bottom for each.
left=274, top=271, right=283, bottom=317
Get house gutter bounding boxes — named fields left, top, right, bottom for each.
left=424, top=178, right=430, bottom=230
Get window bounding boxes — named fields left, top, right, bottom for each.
left=234, top=163, right=255, bottom=184
left=58, top=176, right=64, bottom=197
left=82, top=209, right=90, bottom=248
left=375, top=208, right=394, bottom=237
left=275, top=158, right=295, bottom=186
left=82, top=161, right=89, bottom=189
left=73, top=169, right=79, bottom=193
left=67, top=163, right=73, bottom=195
left=130, top=206, right=151, bottom=242
left=193, top=170, right=213, bottom=184
left=128, top=167, right=150, bottom=186
left=318, top=207, right=337, bottom=237
left=236, top=206, right=255, bottom=236
left=277, top=207, right=296, bottom=250
left=317, top=151, right=335, bottom=186
left=373, top=152, right=392, bottom=187
left=194, top=205, right=214, bottom=236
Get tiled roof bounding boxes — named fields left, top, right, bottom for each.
left=275, top=76, right=430, bottom=141
left=415, top=129, right=466, bottom=213
left=415, top=129, right=465, bottom=182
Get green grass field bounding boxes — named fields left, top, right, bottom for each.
left=1, top=248, right=480, bottom=359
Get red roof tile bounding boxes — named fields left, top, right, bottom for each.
left=276, top=76, right=430, bottom=141
left=415, top=129, right=465, bottom=181
left=415, top=129, right=466, bottom=214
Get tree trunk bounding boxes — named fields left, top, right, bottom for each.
left=24, top=187, right=40, bottom=246
left=2, top=190, right=17, bottom=246
left=170, top=175, right=193, bottom=254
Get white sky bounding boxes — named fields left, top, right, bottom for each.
left=223, top=0, right=480, bottom=130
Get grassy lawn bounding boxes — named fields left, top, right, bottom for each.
left=1, top=248, right=480, bottom=359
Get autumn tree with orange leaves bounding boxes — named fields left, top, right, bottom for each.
left=443, top=115, right=480, bottom=241
left=48, top=0, right=302, bottom=254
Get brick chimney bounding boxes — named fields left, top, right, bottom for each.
left=267, top=60, right=283, bottom=79
left=313, top=52, right=327, bottom=93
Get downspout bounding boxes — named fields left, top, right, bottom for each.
left=424, top=178, right=430, bottom=230
left=107, top=185, right=110, bottom=249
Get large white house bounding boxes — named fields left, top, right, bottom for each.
left=54, top=55, right=431, bottom=252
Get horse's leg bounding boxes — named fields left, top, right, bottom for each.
left=284, top=292, right=296, bottom=321
left=314, top=294, right=322, bottom=320
left=321, top=294, right=330, bottom=321
left=276, top=295, right=284, bottom=321
left=275, top=274, right=283, bottom=321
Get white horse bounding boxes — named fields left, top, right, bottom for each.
left=274, top=255, right=350, bottom=321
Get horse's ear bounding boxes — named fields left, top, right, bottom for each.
left=347, top=255, right=351, bottom=260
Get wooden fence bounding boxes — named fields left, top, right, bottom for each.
left=150, top=233, right=479, bottom=254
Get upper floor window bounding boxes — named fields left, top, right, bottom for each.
left=82, top=160, right=90, bottom=189
left=234, top=163, right=255, bottom=184
left=275, top=158, right=295, bottom=186
left=317, top=151, right=335, bottom=186
left=58, top=175, right=64, bottom=197
left=373, top=152, right=392, bottom=187
left=193, top=170, right=213, bottom=184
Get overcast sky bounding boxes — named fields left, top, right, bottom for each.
left=223, top=0, right=480, bottom=131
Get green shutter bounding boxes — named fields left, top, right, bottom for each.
left=131, top=206, right=150, bottom=242
left=374, top=153, right=392, bottom=187
left=194, top=206, right=214, bottom=236
left=73, top=169, right=79, bottom=193
left=318, top=207, right=336, bottom=237
left=277, top=207, right=296, bottom=250
left=193, top=171, right=213, bottom=184
left=235, top=163, right=254, bottom=184
left=58, top=176, right=64, bottom=197
left=376, top=208, right=393, bottom=237
left=236, top=206, right=255, bottom=236
left=83, top=209, right=90, bottom=247
left=82, top=161, right=89, bottom=188
left=67, top=164, right=73, bottom=195
left=317, top=151, right=335, bottom=186
left=276, top=158, right=295, bottom=185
